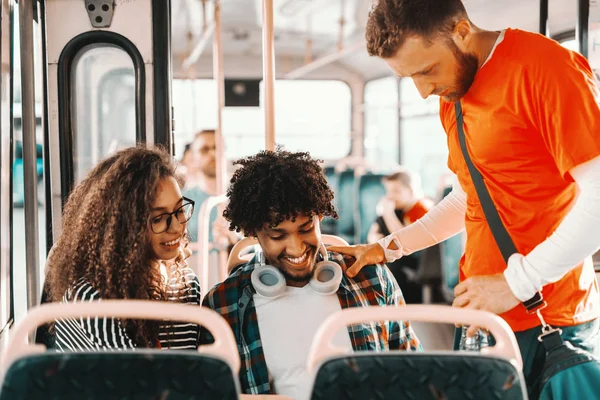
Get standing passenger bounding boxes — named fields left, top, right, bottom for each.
left=46, top=146, right=201, bottom=351
left=329, top=0, right=600, bottom=395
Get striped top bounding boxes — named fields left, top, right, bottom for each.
left=54, top=265, right=201, bottom=352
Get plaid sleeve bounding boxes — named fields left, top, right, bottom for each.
left=382, top=265, right=423, bottom=351
left=198, top=291, right=216, bottom=345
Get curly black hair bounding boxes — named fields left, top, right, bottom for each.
left=223, top=149, right=338, bottom=236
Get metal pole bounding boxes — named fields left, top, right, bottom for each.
left=213, top=0, right=226, bottom=195
left=338, top=0, right=345, bottom=51
left=262, top=0, right=275, bottom=151
left=539, top=0, right=548, bottom=36
left=578, top=0, right=590, bottom=58
left=19, top=0, right=41, bottom=309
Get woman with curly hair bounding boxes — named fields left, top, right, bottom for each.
left=46, top=146, right=201, bottom=351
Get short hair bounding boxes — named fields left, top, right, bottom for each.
left=366, top=0, right=469, bottom=58
left=383, top=169, right=413, bottom=189
left=194, top=129, right=216, bottom=139
left=223, top=149, right=338, bottom=236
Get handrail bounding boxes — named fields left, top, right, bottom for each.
left=213, top=0, right=227, bottom=195
left=262, top=0, right=276, bottom=151
left=194, top=195, right=228, bottom=295
left=181, top=20, right=215, bottom=70
left=0, top=300, right=240, bottom=375
left=19, top=0, right=41, bottom=310
left=306, top=305, right=523, bottom=374
left=284, top=40, right=364, bottom=80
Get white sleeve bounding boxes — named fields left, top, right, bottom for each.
left=377, top=176, right=467, bottom=262
left=504, top=155, right=600, bottom=302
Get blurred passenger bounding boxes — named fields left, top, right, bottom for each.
left=367, top=169, right=433, bottom=303
left=183, top=129, right=238, bottom=247
left=200, top=149, right=421, bottom=398
left=182, top=129, right=240, bottom=290
left=182, top=129, right=218, bottom=241
left=177, top=142, right=193, bottom=184
left=46, top=146, right=201, bottom=351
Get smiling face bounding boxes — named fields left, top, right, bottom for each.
left=256, top=214, right=323, bottom=287
left=384, top=33, right=479, bottom=103
left=148, top=177, right=188, bottom=261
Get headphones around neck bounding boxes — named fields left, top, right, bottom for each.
left=251, top=244, right=342, bottom=299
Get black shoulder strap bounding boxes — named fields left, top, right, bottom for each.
left=454, top=101, right=518, bottom=263
left=454, top=102, right=545, bottom=312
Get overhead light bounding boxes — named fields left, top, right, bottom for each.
left=279, top=0, right=312, bottom=17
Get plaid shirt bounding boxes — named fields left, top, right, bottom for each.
left=200, top=251, right=422, bottom=394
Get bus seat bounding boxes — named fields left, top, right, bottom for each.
left=439, top=235, right=463, bottom=303
left=193, top=194, right=228, bottom=296
left=415, top=243, right=444, bottom=304
left=438, top=185, right=464, bottom=303
left=0, top=300, right=241, bottom=400
left=228, top=236, right=260, bottom=273
left=227, top=235, right=350, bottom=274
left=354, top=173, right=386, bottom=244
left=335, top=169, right=357, bottom=244
left=321, top=166, right=339, bottom=235
left=307, top=305, right=527, bottom=400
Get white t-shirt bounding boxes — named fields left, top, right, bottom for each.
left=253, top=285, right=353, bottom=400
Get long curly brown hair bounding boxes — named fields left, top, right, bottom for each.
left=46, top=145, right=182, bottom=347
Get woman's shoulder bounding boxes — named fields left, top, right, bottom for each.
left=64, top=278, right=101, bottom=302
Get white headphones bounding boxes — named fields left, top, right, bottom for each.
left=251, top=244, right=343, bottom=299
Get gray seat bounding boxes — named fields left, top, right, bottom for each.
left=0, top=350, right=238, bottom=400
left=307, top=305, right=528, bottom=400
left=354, top=172, right=386, bottom=244
left=0, top=300, right=242, bottom=400
left=321, top=165, right=339, bottom=235
left=311, top=353, right=524, bottom=400
left=335, top=169, right=357, bottom=244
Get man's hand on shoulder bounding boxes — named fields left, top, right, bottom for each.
left=328, top=242, right=386, bottom=278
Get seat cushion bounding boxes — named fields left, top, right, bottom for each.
left=0, top=350, right=239, bottom=400
left=310, top=353, right=526, bottom=400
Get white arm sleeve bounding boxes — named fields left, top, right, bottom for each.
left=504, top=155, right=600, bottom=301
left=377, top=176, right=467, bottom=262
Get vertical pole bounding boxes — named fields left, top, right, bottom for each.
left=213, top=0, right=226, bottom=195
left=539, top=0, right=548, bottom=36
left=262, top=0, right=275, bottom=151
left=338, top=0, right=345, bottom=51
left=19, top=0, right=41, bottom=309
left=212, top=1, right=229, bottom=282
left=578, top=0, right=590, bottom=58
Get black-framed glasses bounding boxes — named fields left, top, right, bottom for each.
left=149, top=197, right=195, bottom=234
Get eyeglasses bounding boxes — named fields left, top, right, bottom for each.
left=149, top=197, right=195, bottom=234
left=198, top=145, right=216, bottom=155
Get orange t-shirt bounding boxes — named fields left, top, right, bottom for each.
left=403, top=199, right=433, bottom=225
left=440, top=28, right=600, bottom=332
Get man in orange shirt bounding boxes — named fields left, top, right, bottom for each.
left=330, top=0, right=600, bottom=394
left=367, top=170, right=433, bottom=303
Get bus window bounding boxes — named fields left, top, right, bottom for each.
left=12, top=2, right=46, bottom=322
left=399, top=78, right=450, bottom=199
left=364, top=76, right=399, bottom=170
left=172, top=79, right=352, bottom=161
left=71, top=45, right=136, bottom=184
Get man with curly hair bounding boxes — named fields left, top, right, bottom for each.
left=200, top=149, right=421, bottom=397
